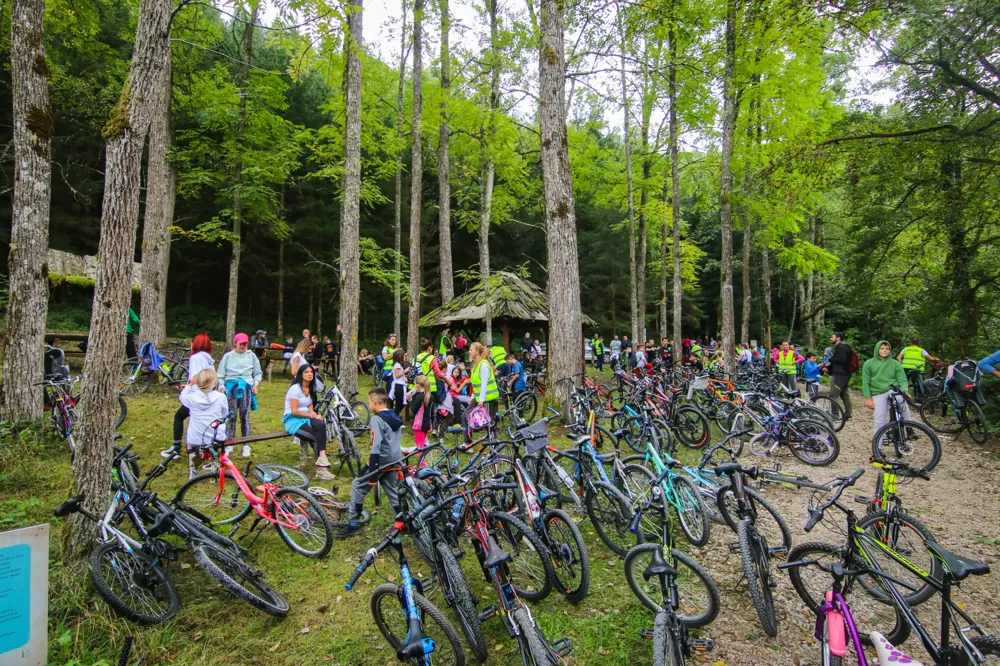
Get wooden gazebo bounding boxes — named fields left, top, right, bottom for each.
left=420, top=271, right=596, bottom=349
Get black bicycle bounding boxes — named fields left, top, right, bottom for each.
left=871, top=385, right=942, bottom=473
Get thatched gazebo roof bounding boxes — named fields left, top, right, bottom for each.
left=420, top=271, right=596, bottom=328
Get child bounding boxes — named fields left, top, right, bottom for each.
left=338, top=388, right=402, bottom=538
left=409, top=375, right=433, bottom=450
left=322, top=336, right=336, bottom=374
left=282, top=335, right=295, bottom=360
left=804, top=352, right=822, bottom=398
left=161, top=331, right=214, bottom=461
left=389, top=348, right=408, bottom=415
left=178, top=369, right=229, bottom=478
left=445, top=355, right=456, bottom=379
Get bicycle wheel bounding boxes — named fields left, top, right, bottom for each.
left=370, top=582, right=466, bottom=666
left=193, top=544, right=288, bottom=617
left=256, top=464, right=309, bottom=489
left=787, top=419, right=840, bottom=466
left=956, top=635, right=1000, bottom=665
left=436, top=543, right=487, bottom=663
left=668, top=475, right=710, bottom=547
left=543, top=509, right=590, bottom=603
left=715, top=485, right=792, bottom=551
left=119, top=359, right=152, bottom=396
left=738, top=519, right=778, bottom=637
left=623, top=543, right=720, bottom=626
left=584, top=481, right=635, bottom=557
left=621, top=416, right=648, bottom=454
left=271, top=488, right=334, bottom=558
left=350, top=400, right=371, bottom=426
left=653, top=609, right=682, bottom=666
left=115, top=395, right=127, bottom=429
left=811, top=394, right=846, bottom=432
left=174, top=471, right=252, bottom=525
left=673, top=406, right=710, bottom=449
left=785, top=541, right=909, bottom=646
left=488, top=510, right=554, bottom=602
left=856, top=510, right=941, bottom=606
left=338, top=427, right=362, bottom=477
left=872, top=419, right=941, bottom=473
left=963, top=402, right=989, bottom=444
left=514, top=392, right=539, bottom=423
left=918, top=396, right=963, bottom=434
left=89, top=541, right=179, bottom=625
left=715, top=401, right=739, bottom=434
left=512, top=606, right=556, bottom=666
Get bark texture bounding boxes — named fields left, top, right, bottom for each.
left=618, top=8, right=639, bottom=344
left=668, top=14, right=682, bottom=345
left=437, top=0, right=453, bottom=304
left=1, top=0, right=52, bottom=422
left=539, top=0, right=582, bottom=415
left=480, top=0, right=500, bottom=344
left=339, top=0, right=364, bottom=396
left=406, top=0, right=424, bottom=354
left=394, top=1, right=407, bottom=337
left=73, top=0, right=172, bottom=554
left=225, top=7, right=257, bottom=348
left=718, top=0, right=738, bottom=371
left=762, top=227, right=772, bottom=365
left=139, top=46, right=174, bottom=348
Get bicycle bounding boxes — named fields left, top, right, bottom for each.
left=314, top=383, right=366, bottom=476
left=871, top=385, right=942, bottom=473
left=173, top=418, right=335, bottom=558
left=919, top=379, right=989, bottom=445
left=728, top=392, right=840, bottom=466
left=783, top=468, right=999, bottom=665
left=624, top=464, right=721, bottom=666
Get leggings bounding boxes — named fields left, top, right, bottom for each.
left=226, top=391, right=252, bottom=440
left=174, top=405, right=190, bottom=443
left=296, top=418, right=328, bottom=457
left=391, top=384, right=407, bottom=415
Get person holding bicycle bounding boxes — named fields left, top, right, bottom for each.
left=863, top=340, right=912, bottom=433
left=162, top=332, right=215, bottom=463
left=897, top=337, right=939, bottom=392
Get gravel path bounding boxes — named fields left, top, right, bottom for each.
left=684, top=392, right=1000, bottom=665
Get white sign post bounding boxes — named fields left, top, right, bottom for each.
left=0, top=524, right=49, bottom=666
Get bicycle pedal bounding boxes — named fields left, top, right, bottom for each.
left=639, top=628, right=655, bottom=640
left=769, top=545, right=788, bottom=558
left=854, top=494, right=870, bottom=505
left=728, top=542, right=742, bottom=554
left=227, top=525, right=240, bottom=539
left=478, top=605, right=498, bottom=622
left=691, top=638, right=714, bottom=652
left=551, top=637, right=572, bottom=656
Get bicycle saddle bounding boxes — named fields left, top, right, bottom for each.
left=925, top=541, right=990, bottom=581
left=714, top=462, right=758, bottom=479
left=569, top=434, right=593, bottom=447
left=483, top=535, right=513, bottom=568
left=870, top=632, right=924, bottom=666
left=253, top=467, right=277, bottom=483
left=415, top=467, right=442, bottom=481
left=446, top=425, right=464, bottom=434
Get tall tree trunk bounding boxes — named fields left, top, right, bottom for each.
left=814, top=215, right=825, bottom=331
left=394, top=1, right=407, bottom=337
left=72, top=0, right=172, bottom=554
left=1, top=0, right=52, bottom=422
left=317, top=299, right=323, bottom=337
left=308, top=284, right=314, bottom=332
left=437, top=0, right=453, bottom=304
left=788, top=277, right=797, bottom=343
left=539, top=0, right=582, bottom=415
left=277, top=189, right=285, bottom=338
left=406, top=0, right=424, bottom=354
left=480, top=0, right=500, bottom=345
left=617, top=6, right=638, bottom=344
left=668, top=10, right=682, bottom=346
left=339, top=0, right=364, bottom=396
left=741, top=216, right=751, bottom=344
left=225, top=7, right=258, bottom=348
left=718, top=0, right=738, bottom=370
left=762, top=228, right=772, bottom=365
left=660, top=173, right=668, bottom=339
left=638, top=88, right=651, bottom=343
left=138, top=43, right=174, bottom=348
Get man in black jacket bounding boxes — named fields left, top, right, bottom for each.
left=826, top=331, right=853, bottom=420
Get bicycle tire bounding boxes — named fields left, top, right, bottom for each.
left=673, top=406, right=710, bottom=449
left=584, top=481, right=635, bottom=557
left=370, top=582, right=466, bottom=666
left=120, top=358, right=152, bottom=396
left=856, top=510, right=941, bottom=606
left=872, top=419, right=941, bottom=473
left=115, top=395, right=127, bottom=430
left=918, top=396, right=963, bottom=434
left=436, top=542, right=487, bottom=662
left=623, top=543, right=720, bottom=626
left=174, top=471, right=252, bottom=525
left=715, top=485, right=792, bottom=551
left=514, top=392, right=539, bottom=423
left=488, top=510, right=554, bottom=601
left=811, top=394, right=846, bottom=432
left=669, top=475, right=710, bottom=547
left=956, top=635, right=1000, bottom=665
left=256, top=464, right=310, bottom=489
left=787, top=419, right=840, bottom=466
left=653, top=608, right=682, bottom=666
left=785, top=541, right=909, bottom=646
left=543, top=508, right=590, bottom=603
left=821, top=616, right=843, bottom=666
left=350, top=400, right=371, bottom=426
left=794, top=404, right=836, bottom=431
left=512, top=606, right=556, bottom=666
left=339, top=427, right=362, bottom=477
left=715, top=401, right=739, bottom=434
left=964, top=402, right=989, bottom=444
left=193, top=544, right=288, bottom=617
left=271, top=487, right=334, bottom=558
left=738, top=519, right=778, bottom=637
left=89, top=541, right=179, bottom=625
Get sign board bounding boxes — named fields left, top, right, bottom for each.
left=0, top=524, right=48, bottom=666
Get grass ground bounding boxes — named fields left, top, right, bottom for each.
left=7, top=367, right=684, bottom=666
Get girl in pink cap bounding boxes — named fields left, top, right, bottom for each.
left=217, top=332, right=262, bottom=439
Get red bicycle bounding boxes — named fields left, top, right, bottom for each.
left=173, top=419, right=335, bottom=558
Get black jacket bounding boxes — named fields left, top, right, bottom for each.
left=829, top=342, right=853, bottom=377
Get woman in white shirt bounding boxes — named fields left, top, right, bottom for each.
left=282, top=365, right=333, bottom=480
left=289, top=339, right=314, bottom=376
left=163, top=332, right=215, bottom=461
left=389, top=348, right=408, bottom=414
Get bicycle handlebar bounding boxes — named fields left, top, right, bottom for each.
left=802, top=468, right=865, bottom=531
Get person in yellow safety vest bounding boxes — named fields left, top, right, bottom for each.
left=777, top=341, right=799, bottom=392
left=691, top=344, right=703, bottom=359
left=896, top=337, right=938, bottom=394
left=592, top=335, right=605, bottom=371
left=490, top=344, right=508, bottom=370
left=414, top=341, right=438, bottom=394
left=438, top=328, right=454, bottom=356
left=467, top=342, right=499, bottom=444
left=380, top=334, right=398, bottom=380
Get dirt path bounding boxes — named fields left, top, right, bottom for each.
left=685, top=391, right=1000, bottom=666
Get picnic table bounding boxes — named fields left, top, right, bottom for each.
left=45, top=332, right=89, bottom=356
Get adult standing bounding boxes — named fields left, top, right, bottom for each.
left=415, top=339, right=441, bottom=403
left=777, top=341, right=798, bottom=392
left=610, top=335, right=621, bottom=369
left=438, top=328, right=454, bottom=357
left=125, top=304, right=140, bottom=360
left=592, top=334, right=604, bottom=371
left=283, top=365, right=334, bottom=480
left=380, top=333, right=399, bottom=382
left=289, top=338, right=314, bottom=377
left=453, top=330, right=469, bottom=363
left=826, top=331, right=855, bottom=421
left=520, top=331, right=533, bottom=354
left=469, top=341, right=499, bottom=420
left=218, top=332, right=262, bottom=439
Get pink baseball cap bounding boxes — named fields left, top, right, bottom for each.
left=233, top=332, right=250, bottom=345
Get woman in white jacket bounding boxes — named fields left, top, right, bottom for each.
left=163, top=332, right=215, bottom=462
left=179, top=369, right=230, bottom=478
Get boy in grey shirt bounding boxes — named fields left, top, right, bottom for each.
left=338, top=387, right=403, bottom=538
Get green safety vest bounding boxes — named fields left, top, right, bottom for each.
left=490, top=346, right=508, bottom=368
left=382, top=346, right=395, bottom=372
left=415, top=352, right=438, bottom=392
left=593, top=340, right=603, bottom=355
left=691, top=345, right=702, bottom=358
left=901, top=345, right=926, bottom=371
left=778, top=350, right=797, bottom=375
left=476, top=359, right=500, bottom=403
left=438, top=336, right=453, bottom=355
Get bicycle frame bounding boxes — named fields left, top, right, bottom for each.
left=208, top=449, right=303, bottom=531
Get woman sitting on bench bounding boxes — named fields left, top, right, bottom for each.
left=282, top=365, right=333, bottom=481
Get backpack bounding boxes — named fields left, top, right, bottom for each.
left=848, top=348, right=860, bottom=374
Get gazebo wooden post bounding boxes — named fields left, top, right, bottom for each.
left=501, top=322, right=512, bottom=350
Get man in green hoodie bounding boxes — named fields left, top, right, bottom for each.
left=862, top=340, right=912, bottom=434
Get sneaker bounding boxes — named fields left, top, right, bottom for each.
left=160, top=447, right=180, bottom=460
left=315, top=467, right=335, bottom=481
left=315, top=452, right=331, bottom=468
left=201, top=461, right=220, bottom=473
left=336, top=521, right=363, bottom=539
